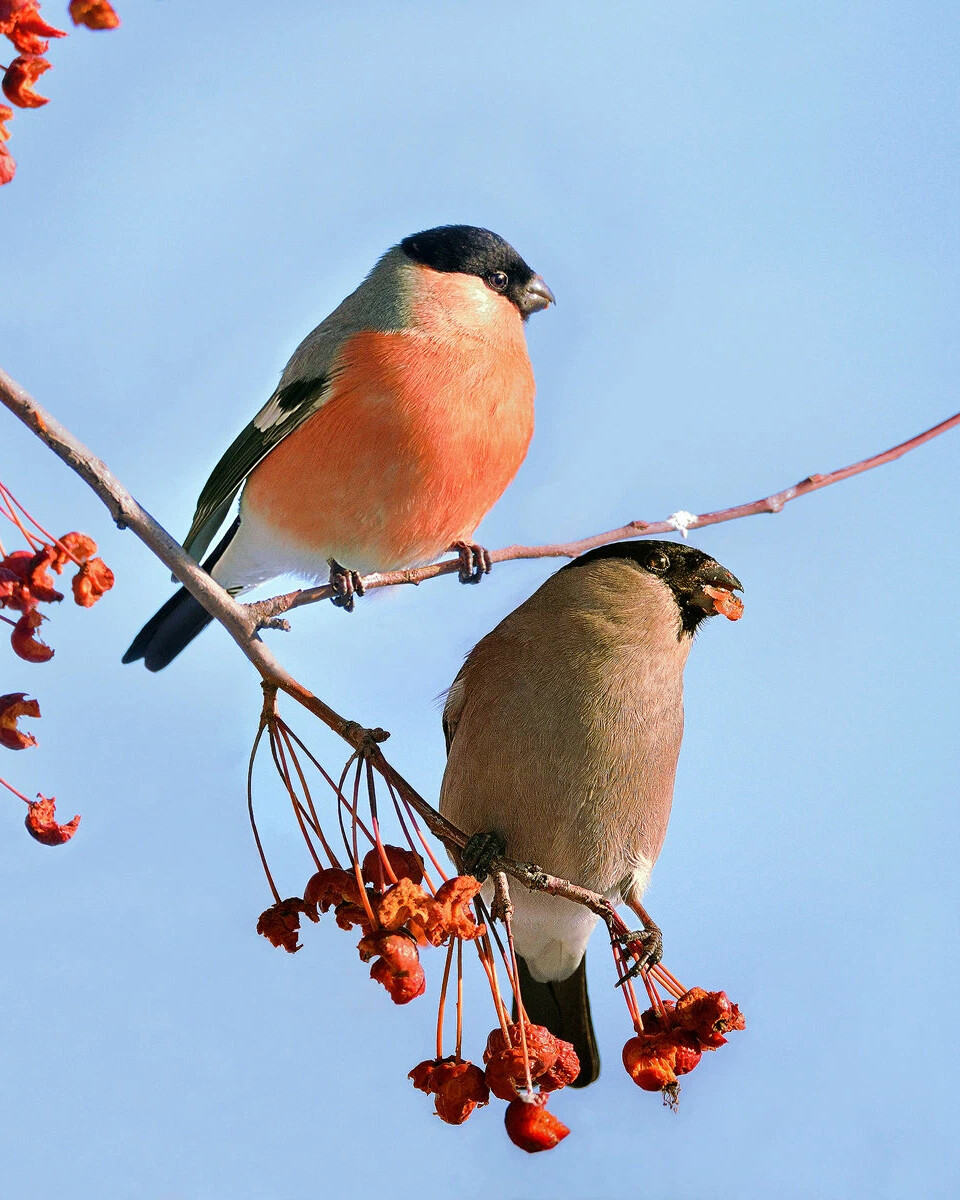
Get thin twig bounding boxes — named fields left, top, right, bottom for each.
left=244, top=408, right=960, bottom=622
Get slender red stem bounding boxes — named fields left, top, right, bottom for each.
left=365, top=758, right=400, bottom=890
left=0, top=774, right=32, bottom=805
left=650, top=963, right=686, bottom=998
left=0, top=481, right=86, bottom=567
left=246, top=720, right=280, bottom=903
left=347, top=757, right=379, bottom=930
left=269, top=726, right=322, bottom=872
left=273, top=720, right=342, bottom=868
left=436, top=939, right=455, bottom=1061
left=455, top=938, right=464, bottom=1061
left=0, top=485, right=43, bottom=551
left=475, top=934, right=511, bottom=1038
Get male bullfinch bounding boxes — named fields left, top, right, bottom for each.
left=123, top=225, right=554, bottom=671
left=439, top=540, right=744, bottom=1086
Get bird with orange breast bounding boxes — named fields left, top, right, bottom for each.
left=123, top=225, right=554, bottom=671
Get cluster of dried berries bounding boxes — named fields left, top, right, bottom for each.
left=409, top=1021, right=577, bottom=1150
left=2, top=529, right=114, bottom=659
left=1, top=0, right=120, bottom=185
left=249, top=695, right=745, bottom=1154
left=247, top=701, right=582, bottom=1152
left=0, top=693, right=80, bottom=842
left=259, top=851, right=485, bottom=1002
left=1, top=479, right=112, bottom=844
left=622, top=987, right=745, bottom=1105
left=608, top=924, right=746, bottom=1109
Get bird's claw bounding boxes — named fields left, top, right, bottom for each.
left=462, top=829, right=506, bottom=882
left=329, top=560, right=365, bottom=612
left=450, top=541, right=492, bottom=585
left=613, top=924, right=663, bottom=985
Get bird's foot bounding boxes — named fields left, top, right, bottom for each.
left=449, top=541, right=492, bottom=585
left=329, top=560, right=365, bottom=612
left=613, top=922, right=663, bottom=984
left=461, top=829, right=506, bottom=882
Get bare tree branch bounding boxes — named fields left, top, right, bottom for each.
left=0, top=363, right=627, bottom=921
left=245, top=408, right=960, bottom=624
left=2, top=362, right=958, bottom=930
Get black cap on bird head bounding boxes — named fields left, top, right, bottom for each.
left=400, top=225, right=555, bottom=318
left=563, top=539, right=745, bottom=636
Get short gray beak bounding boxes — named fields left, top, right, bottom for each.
left=519, top=275, right=556, bottom=317
left=703, top=562, right=744, bottom=593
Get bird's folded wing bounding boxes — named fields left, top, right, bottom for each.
left=441, top=666, right=469, bottom=754
left=180, top=374, right=331, bottom=562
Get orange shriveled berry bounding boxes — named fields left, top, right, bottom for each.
left=25, top=794, right=80, bottom=845
left=361, top=843, right=424, bottom=890
left=358, top=930, right=426, bottom=1004
left=484, top=1021, right=579, bottom=1098
left=674, top=987, right=745, bottom=1049
left=375, top=876, right=441, bottom=943
left=504, top=1094, right=570, bottom=1153
left=4, top=1, right=66, bottom=54
left=25, top=547, right=64, bottom=603
left=1, top=548, right=63, bottom=607
left=432, top=874, right=486, bottom=940
left=11, top=609, right=54, bottom=661
left=68, top=0, right=120, bottom=30
left=303, top=866, right=365, bottom=912
left=485, top=1046, right=534, bottom=1102
left=622, top=1032, right=679, bottom=1092
left=50, top=532, right=98, bottom=572
left=0, top=691, right=40, bottom=749
left=2, top=53, right=51, bottom=108
left=71, top=557, right=114, bottom=607
left=408, top=1057, right=490, bottom=1125
left=539, top=1036, right=581, bottom=1090
left=256, top=897, right=316, bottom=953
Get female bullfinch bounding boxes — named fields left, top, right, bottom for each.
left=124, top=225, right=554, bottom=670
left=439, top=540, right=744, bottom=1086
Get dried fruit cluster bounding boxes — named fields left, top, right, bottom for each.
left=1, top=0, right=120, bottom=185
left=2, top=529, right=114, bottom=660
left=410, top=1019, right=578, bottom=1151
left=1, top=477, right=113, bottom=843
left=622, top=987, right=745, bottom=1106
left=248, top=696, right=745, bottom=1154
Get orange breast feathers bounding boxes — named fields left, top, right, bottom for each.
left=242, top=293, right=535, bottom=574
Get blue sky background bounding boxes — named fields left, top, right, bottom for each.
left=1, top=3, right=958, bottom=1197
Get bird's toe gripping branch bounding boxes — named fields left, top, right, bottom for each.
left=614, top=924, right=664, bottom=984
left=328, top=559, right=366, bottom=612
left=610, top=900, right=664, bottom=985
left=461, top=829, right=507, bottom=881
left=450, top=541, right=492, bottom=585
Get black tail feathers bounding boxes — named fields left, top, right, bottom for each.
left=515, top=953, right=600, bottom=1087
left=122, top=518, right=239, bottom=672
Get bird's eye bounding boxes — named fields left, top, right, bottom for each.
left=487, top=270, right=509, bottom=292
left=647, top=551, right=670, bottom=573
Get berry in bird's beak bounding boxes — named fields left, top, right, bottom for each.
left=702, top=585, right=744, bottom=621
left=687, top=560, right=743, bottom=620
